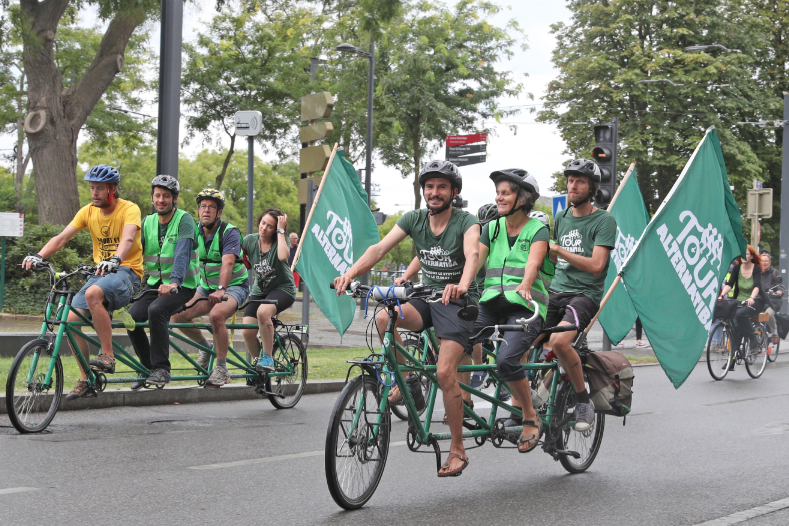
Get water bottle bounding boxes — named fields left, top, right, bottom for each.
left=406, top=373, right=426, bottom=411
left=531, top=388, right=545, bottom=409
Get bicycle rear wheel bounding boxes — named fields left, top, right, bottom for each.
left=767, top=334, right=780, bottom=363
left=744, top=324, right=768, bottom=379
left=267, top=334, right=307, bottom=409
left=6, top=339, right=64, bottom=433
left=391, top=337, right=432, bottom=422
left=325, top=375, right=390, bottom=510
left=553, top=382, right=605, bottom=474
left=707, top=323, right=731, bottom=381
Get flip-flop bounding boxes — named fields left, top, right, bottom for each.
left=437, top=452, right=469, bottom=477
left=517, top=419, right=543, bottom=453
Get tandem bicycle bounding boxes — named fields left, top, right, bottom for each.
left=5, top=262, right=308, bottom=433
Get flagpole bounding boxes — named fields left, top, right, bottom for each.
left=585, top=274, right=621, bottom=335
left=606, top=163, right=636, bottom=211
left=291, top=142, right=340, bottom=272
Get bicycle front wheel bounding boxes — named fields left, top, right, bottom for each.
left=554, top=382, right=605, bottom=474
left=267, top=334, right=308, bottom=409
left=744, top=324, right=768, bottom=379
left=6, top=339, right=64, bottom=433
left=325, top=375, right=391, bottom=510
left=707, top=323, right=731, bottom=381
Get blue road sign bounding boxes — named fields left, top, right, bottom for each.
left=552, top=195, right=567, bottom=217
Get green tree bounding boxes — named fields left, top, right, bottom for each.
left=373, top=210, right=413, bottom=269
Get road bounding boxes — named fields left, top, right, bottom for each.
left=1, top=356, right=788, bottom=526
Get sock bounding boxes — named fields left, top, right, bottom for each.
left=198, top=339, right=211, bottom=351
left=575, top=389, right=590, bottom=404
left=217, top=359, right=227, bottom=369
left=509, top=412, right=522, bottom=423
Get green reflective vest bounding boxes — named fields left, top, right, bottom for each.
left=480, top=217, right=554, bottom=319
left=142, top=209, right=199, bottom=288
left=197, top=221, right=248, bottom=290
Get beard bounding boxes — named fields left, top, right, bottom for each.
left=569, top=187, right=593, bottom=206
left=426, top=195, right=451, bottom=215
left=157, top=203, right=175, bottom=216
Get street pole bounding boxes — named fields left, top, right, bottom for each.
left=601, top=115, right=618, bottom=353
left=247, top=136, right=254, bottom=235
left=780, top=93, right=789, bottom=313
left=360, top=36, right=375, bottom=289
left=301, top=180, right=313, bottom=344
left=155, top=0, right=183, bottom=178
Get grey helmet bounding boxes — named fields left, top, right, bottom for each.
left=489, top=168, right=540, bottom=199
left=418, top=160, right=462, bottom=191
left=529, top=210, right=550, bottom=227
left=564, top=158, right=602, bottom=183
left=151, top=174, right=180, bottom=196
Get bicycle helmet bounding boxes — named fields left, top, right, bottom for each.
left=489, top=168, right=540, bottom=199
left=451, top=194, right=466, bottom=208
left=477, top=203, right=498, bottom=222
left=418, top=160, right=462, bottom=191
left=564, top=158, right=601, bottom=183
left=84, top=164, right=120, bottom=184
left=151, top=174, right=180, bottom=196
left=196, top=188, right=225, bottom=210
left=529, top=210, right=551, bottom=227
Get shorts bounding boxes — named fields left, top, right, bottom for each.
left=72, top=266, right=141, bottom=312
left=472, top=304, right=544, bottom=382
left=197, top=284, right=249, bottom=307
left=544, top=291, right=599, bottom=333
left=408, top=298, right=475, bottom=347
left=243, top=289, right=296, bottom=317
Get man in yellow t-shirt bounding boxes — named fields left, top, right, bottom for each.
left=23, top=164, right=143, bottom=400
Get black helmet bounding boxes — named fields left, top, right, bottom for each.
left=477, top=203, right=499, bottom=223
left=151, top=174, right=180, bottom=196
left=489, top=168, right=540, bottom=199
left=418, top=160, right=462, bottom=191
left=451, top=194, right=466, bottom=208
left=564, top=158, right=602, bottom=183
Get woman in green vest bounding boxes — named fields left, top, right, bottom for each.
left=474, top=168, right=552, bottom=453
left=241, top=208, right=297, bottom=372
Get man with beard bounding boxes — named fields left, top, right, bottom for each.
left=545, top=159, right=617, bottom=431
left=126, top=175, right=199, bottom=389
left=334, top=160, right=479, bottom=478
left=23, top=164, right=143, bottom=400
left=170, top=188, right=249, bottom=387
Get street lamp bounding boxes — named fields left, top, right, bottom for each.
left=336, top=40, right=374, bottom=208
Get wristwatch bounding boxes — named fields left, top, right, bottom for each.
left=217, top=285, right=226, bottom=291
left=277, top=229, right=286, bottom=234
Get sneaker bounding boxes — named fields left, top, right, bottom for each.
left=573, top=400, right=595, bottom=432
left=146, top=368, right=171, bottom=387
left=616, top=341, right=625, bottom=347
left=206, top=365, right=230, bottom=387
left=65, top=380, right=92, bottom=401
left=89, top=354, right=115, bottom=373
left=255, top=354, right=275, bottom=372
left=636, top=341, right=648, bottom=348
left=196, top=349, right=211, bottom=370
left=498, top=385, right=511, bottom=402
left=470, top=371, right=488, bottom=389
left=131, top=377, right=146, bottom=391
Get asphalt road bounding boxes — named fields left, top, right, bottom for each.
left=2, top=356, right=789, bottom=526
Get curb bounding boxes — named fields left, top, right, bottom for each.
left=0, top=379, right=347, bottom=415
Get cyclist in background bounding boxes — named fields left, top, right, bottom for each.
left=22, top=164, right=143, bottom=400
left=759, top=251, right=784, bottom=345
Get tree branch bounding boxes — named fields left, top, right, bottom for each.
left=216, top=133, right=236, bottom=189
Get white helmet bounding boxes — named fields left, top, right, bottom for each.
left=529, top=210, right=550, bottom=227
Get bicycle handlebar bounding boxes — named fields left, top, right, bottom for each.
left=182, top=296, right=229, bottom=311
left=130, top=287, right=179, bottom=303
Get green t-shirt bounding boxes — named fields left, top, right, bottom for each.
left=396, top=208, right=479, bottom=301
left=241, top=233, right=297, bottom=298
left=736, top=273, right=754, bottom=302
left=550, top=207, right=617, bottom=304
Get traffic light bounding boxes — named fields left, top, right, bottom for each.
left=591, top=118, right=618, bottom=207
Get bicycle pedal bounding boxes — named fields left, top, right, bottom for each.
left=204, top=383, right=223, bottom=389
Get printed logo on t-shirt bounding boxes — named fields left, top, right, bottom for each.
left=418, top=245, right=456, bottom=268
left=557, top=228, right=582, bottom=268
left=254, top=257, right=274, bottom=285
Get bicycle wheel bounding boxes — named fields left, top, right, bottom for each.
left=767, top=333, right=780, bottom=363
left=744, top=324, right=768, bottom=379
left=390, top=338, right=431, bottom=422
left=707, top=323, right=732, bottom=381
left=6, top=339, right=64, bottom=433
left=267, top=334, right=308, bottom=409
left=325, top=375, right=390, bottom=510
left=553, top=382, right=605, bottom=474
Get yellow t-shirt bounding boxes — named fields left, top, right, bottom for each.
left=70, top=199, right=144, bottom=279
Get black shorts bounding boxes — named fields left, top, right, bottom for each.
left=243, top=289, right=295, bottom=317
left=545, top=292, right=599, bottom=333
left=409, top=298, right=475, bottom=347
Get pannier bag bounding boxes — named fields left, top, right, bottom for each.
left=775, top=312, right=789, bottom=340
left=713, top=297, right=738, bottom=320
left=584, top=351, right=634, bottom=419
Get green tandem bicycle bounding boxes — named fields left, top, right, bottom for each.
left=5, top=262, right=308, bottom=434
left=324, top=282, right=606, bottom=510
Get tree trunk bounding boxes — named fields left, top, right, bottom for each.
left=215, top=133, right=236, bottom=189
left=412, top=133, right=421, bottom=209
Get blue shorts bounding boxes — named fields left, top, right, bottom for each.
left=197, top=284, right=249, bottom=307
left=72, top=266, right=141, bottom=312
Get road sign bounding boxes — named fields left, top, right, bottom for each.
left=301, top=92, right=334, bottom=121
left=234, top=110, right=263, bottom=136
left=446, top=133, right=488, bottom=147
left=299, top=144, right=332, bottom=173
left=446, top=155, right=486, bottom=167
left=552, top=195, right=567, bottom=218
left=446, top=143, right=487, bottom=156
left=747, top=188, right=773, bottom=218
left=0, top=213, right=23, bottom=237
left=300, top=122, right=334, bottom=143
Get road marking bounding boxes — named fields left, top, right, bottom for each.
left=753, top=421, right=789, bottom=436
left=0, top=487, right=38, bottom=495
left=188, top=441, right=407, bottom=470
left=704, top=393, right=789, bottom=407
left=695, top=497, right=789, bottom=525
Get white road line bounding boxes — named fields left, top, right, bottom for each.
left=188, top=441, right=407, bottom=470
left=0, top=487, right=38, bottom=495
left=695, top=497, right=789, bottom=525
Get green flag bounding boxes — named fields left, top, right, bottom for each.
left=296, top=149, right=380, bottom=336
left=619, top=128, right=747, bottom=388
left=599, top=166, right=650, bottom=344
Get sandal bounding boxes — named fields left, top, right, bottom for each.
left=517, top=419, right=543, bottom=453
left=437, top=452, right=469, bottom=477
left=89, top=354, right=116, bottom=374
left=443, top=399, right=474, bottom=424
left=388, top=385, right=403, bottom=404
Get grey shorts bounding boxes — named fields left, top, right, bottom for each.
left=72, top=266, right=141, bottom=312
left=408, top=298, right=475, bottom=347
left=197, top=284, right=249, bottom=307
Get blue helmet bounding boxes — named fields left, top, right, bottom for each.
left=84, top=164, right=120, bottom=184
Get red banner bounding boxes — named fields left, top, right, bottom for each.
left=445, top=133, right=487, bottom=147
